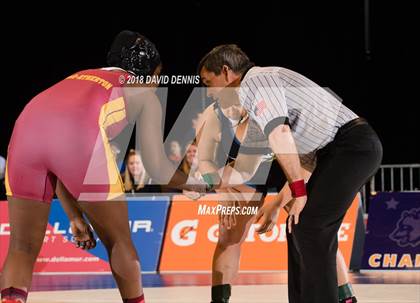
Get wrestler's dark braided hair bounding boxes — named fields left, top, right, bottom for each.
left=107, top=30, right=161, bottom=78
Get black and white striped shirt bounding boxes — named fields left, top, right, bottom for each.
left=239, top=66, right=358, bottom=157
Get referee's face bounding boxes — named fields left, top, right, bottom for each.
left=200, top=66, right=238, bottom=100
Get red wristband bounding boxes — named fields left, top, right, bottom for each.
left=289, top=179, right=306, bottom=198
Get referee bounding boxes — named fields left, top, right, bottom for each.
left=198, top=44, right=382, bottom=303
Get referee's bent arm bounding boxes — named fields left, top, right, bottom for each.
left=268, top=124, right=304, bottom=184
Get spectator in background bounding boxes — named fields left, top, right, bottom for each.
left=168, top=140, right=182, bottom=164
left=122, top=149, right=151, bottom=193
left=180, top=141, right=202, bottom=180
left=161, top=141, right=202, bottom=195
left=0, top=155, right=5, bottom=180
left=0, top=155, right=5, bottom=200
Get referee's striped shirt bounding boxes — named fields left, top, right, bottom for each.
left=239, top=66, right=358, bottom=157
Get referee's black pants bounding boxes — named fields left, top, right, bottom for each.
left=287, top=118, right=382, bottom=303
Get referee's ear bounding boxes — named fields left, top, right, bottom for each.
left=222, top=65, right=241, bottom=85
left=222, top=65, right=230, bottom=80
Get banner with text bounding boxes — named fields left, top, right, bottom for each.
left=362, top=192, right=420, bottom=270
left=0, top=197, right=169, bottom=273
left=159, top=194, right=359, bottom=271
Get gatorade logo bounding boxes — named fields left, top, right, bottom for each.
left=171, top=220, right=198, bottom=246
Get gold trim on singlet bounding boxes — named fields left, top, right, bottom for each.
left=98, top=97, right=127, bottom=200
left=99, top=97, right=127, bottom=129
left=4, top=158, right=12, bottom=196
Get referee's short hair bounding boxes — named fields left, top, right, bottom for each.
left=198, top=44, right=254, bottom=75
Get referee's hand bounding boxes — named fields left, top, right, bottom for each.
left=287, top=196, right=307, bottom=233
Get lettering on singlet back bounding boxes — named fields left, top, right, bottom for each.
left=67, top=73, right=113, bottom=90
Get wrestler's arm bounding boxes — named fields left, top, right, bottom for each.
left=196, top=106, right=262, bottom=188
left=128, top=90, right=202, bottom=190
left=55, top=180, right=96, bottom=249
left=228, top=152, right=262, bottom=185
left=56, top=180, right=83, bottom=220
left=196, top=105, right=221, bottom=176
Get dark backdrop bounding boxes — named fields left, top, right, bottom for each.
left=0, top=1, right=418, bottom=164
